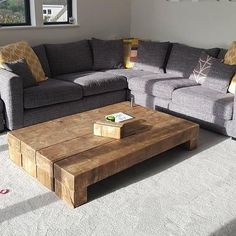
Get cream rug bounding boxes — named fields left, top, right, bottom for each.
left=0, top=129, right=236, bottom=236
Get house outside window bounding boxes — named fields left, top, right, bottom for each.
left=42, top=0, right=72, bottom=25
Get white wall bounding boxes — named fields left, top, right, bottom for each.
left=131, top=0, right=236, bottom=48
left=0, top=0, right=131, bottom=46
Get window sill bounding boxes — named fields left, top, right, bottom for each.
left=0, top=24, right=80, bottom=30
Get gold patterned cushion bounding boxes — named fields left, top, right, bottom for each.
left=228, top=74, right=236, bottom=94
left=0, top=41, right=47, bottom=82
left=224, top=42, right=236, bottom=65
left=123, top=38, right=139, bottom=69
left=224, top=41, right=236, bottom=94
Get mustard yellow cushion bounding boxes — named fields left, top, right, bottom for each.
left=228, top=74, right=236, bottom=94
left=224, top=41, right=236, bottom=94
left=123, top=38, right=139, bottom=69
left=224, top=41, right=236, bottom=65
left=0, top=41, right=46, bottom=82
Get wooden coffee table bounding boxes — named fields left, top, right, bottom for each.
left=8, top=102, right=199, bottom=208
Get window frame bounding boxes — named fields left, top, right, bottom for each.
left=43, top=0, right=73, bottom=25
left=0, top=0, right=31, bottom=27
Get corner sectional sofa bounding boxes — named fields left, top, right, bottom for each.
left=0, top=39, right=235, bottom=139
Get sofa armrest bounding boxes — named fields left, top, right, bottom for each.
left=0, top=69, right=24, bottom=130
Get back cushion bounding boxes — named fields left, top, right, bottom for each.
left=166, top=43, right=220, bottom=77
left=45, top=40, right=93, bottom=77
left=91, top=38, right=124, bottom=70
left=133, top=40, right=170, bottom=73
left=33, top=45, right=51, bottom=77
left=217, top=48, right=227, bottom=61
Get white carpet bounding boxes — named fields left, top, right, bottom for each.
left=1, top=129, right=236, bottom=236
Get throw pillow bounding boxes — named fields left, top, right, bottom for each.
left=224, top=41, right=236, bottom=65
left=190, top=52, right=236, bottom=93
left=123, top=38, right=139, bottom=69
left=224, top=41, right=236, bottom=94
left=0, top=41, right=46, bottom=82
left=91, top=38, right=124, bottom=70
left=228, top=74, right=236, bottom=94
left=133, top=40, right=170, bottom=73
left=1, top=59, right=38, bottom=88
left=202, top=60, right=236, bottom=94
left=189, top=53, right=214, bottom=84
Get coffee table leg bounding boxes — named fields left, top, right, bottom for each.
left=74, top=188, right=88, bottom=208
left=184, top=138, right=198, bottom=151
left=55, top=180, right=88, bottom=208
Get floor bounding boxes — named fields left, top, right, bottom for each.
left=0, top=129, right=236, bottom=236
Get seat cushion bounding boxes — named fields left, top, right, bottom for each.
left=169, top=103, right=229, bottom=129
left=166, top=43, right=220, bottom=77
left=45, top=40, right=93, bottom=77
left=128, top=74, right=198, bottom=99
left=131, top=91, right=171, bottom=110
left=24, top=79, right=83, bottom=109
left=104, top=69, right=156, bottom=79
left=172, top=86, right=234, bottom=120
left=133, top=40, right=170, bottom=73
left=55, top=71, right=128, bottom=96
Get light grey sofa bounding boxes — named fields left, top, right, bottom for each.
left=124, top=44, right=236, bottom=138
left=0, top=40, right=235, bottom=140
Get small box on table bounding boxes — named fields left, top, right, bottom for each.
left=94, top=118, right=149, bottom=139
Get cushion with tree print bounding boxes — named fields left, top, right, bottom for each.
left=190, top=52, right=236, bottom=93
left=189, top=52, right=214, bottom=84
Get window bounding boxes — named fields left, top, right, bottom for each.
left=43, top=9, right=47, bottom=14
left=43, top=0, right=72, bottom=25
left=0, top=0, right=31, bottom=26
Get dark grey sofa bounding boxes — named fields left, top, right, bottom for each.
left=0, top=40, right=235, bottom=140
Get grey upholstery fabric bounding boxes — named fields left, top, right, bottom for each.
left=171, top=86, right=234, bottom=120
left=133, top=41, right=170, bottom=73
left=24, top=90, right=127, bottom=127
left=226, top=119, right=236, bottom=138
left=128, top=74, right=198, bottom=99
left=55, top=72, right=127, bottom=96
left=131, top=91, right=171, bottom=110
left=189, top=53, right=214, bottom=84
left=0, top=113, right=4, bottom=131
left=202, top=61, right=236, bottom=93
left=217, top=49, right=227, bottom=61
left=91, top=38, right=124, bottom=70
left=45, top=40, right=93, bottom=76
left=169, top=103, right=229, bottom=129
left=0, top=99, right=5, bottom=131
left=0, top=99, right=4, bottom=112
left=32, top=45, right=51, bottom=77
left=166, top=43, right=220, bottom=77
left=0, top=69, right=24, bottom=130
left=234, top=93, right=236, bottom=120
left=2, top=59, right=38, bottom=88
left=104, top=69, right=156, bottom=79
left=24, top=79, right=83, bottom=109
